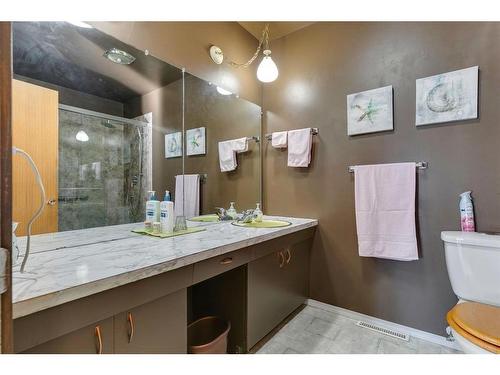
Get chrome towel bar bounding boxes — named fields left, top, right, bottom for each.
left=348, top=161, right=428, bottom=173
left=264, top=127, right=319, bottom=141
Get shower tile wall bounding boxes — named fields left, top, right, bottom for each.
left=58, top=109, right=144, bottom=231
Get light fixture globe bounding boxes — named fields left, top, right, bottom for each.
left=76, top=130, right=89, bottom=142
left=257, top=50, right=279, bottom=83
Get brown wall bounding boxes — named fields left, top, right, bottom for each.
left=183, top=74, right=261, bottom=213
left=262, top=22, right=500, bottom=335
left=92, top=22, right=261, bottom=105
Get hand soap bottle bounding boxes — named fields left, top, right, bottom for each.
left=160, top=190, right=175, bottom=233
left=254, top=203, right=263, bottom=223
left=227, top=202, right=237, bottom=220
left=146, top=191, right=160, bottom=223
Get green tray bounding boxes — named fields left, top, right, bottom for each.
left=132, top=226, right=206, bottom=238
left=188, top=214, right=220, bottom=223
left=231, top=220, right=292, bottom=228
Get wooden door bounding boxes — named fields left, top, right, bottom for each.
left=12, top=79, right=58, bottom=235
left=22, top=317, right=114, bottom=354
left=114, top=289, right=187, bottom=354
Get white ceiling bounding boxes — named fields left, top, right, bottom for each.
left=238, top=22, right=314, bottom=41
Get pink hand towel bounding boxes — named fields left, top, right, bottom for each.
left=287, top=128, right=312, bottom=167
left=354, top=162, right=418, bottom=261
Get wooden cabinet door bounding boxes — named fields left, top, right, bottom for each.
left=114, top=289, right=187, bottom=354
left=12, top=79, right=59, bottom=235
left=22, top=317, right=113, bottom=354
left=247, top=243, right=310, bottom=349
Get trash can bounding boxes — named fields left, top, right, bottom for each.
left=188, top=316, right=231, bottom=354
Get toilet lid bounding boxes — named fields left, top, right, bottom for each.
left=447, top=302, right=500, bottom=353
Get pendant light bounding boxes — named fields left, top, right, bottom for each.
left=209, top=23, right=279, bottom=83
left=257, top=49, right=279, bottom=83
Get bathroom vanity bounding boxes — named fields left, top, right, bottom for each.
left=12, top=217, right=317, bottom=353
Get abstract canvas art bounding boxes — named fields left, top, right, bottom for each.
left=165, top=132, right=182, bottom=158
left=347, top=85, right=393, bottom=136
left=186, top=127, right=206, bottom=156
left=416, top=66, right=478, bottom=126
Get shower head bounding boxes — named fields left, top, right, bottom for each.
left=102, top=119, right=116, bottom=129
left=103, top=48, right=136, bottom=65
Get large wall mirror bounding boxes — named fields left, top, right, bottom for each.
left=183, top=73, right=262, bottom=216
left=11, top=21, right=262, bottom=236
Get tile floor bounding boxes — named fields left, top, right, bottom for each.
left=257, top=305, right=462, bottom=354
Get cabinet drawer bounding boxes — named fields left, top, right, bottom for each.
left=114, top=289, right=187, bottom=354
left=193, top=248, right=251, bottom=284
left=247, top=241, right=310, bottom=349
left=23, top=317, right=114, bottom=354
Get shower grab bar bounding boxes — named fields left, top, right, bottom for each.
left=264, top=127, right=319, bottom=141
left=347, top=161, right=428, bottom=173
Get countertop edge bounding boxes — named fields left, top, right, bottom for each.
left=13, top=219, right=318, bottom=319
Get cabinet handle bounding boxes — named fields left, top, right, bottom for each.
left=95, top=326, right=103, bottom=354
left=127, top=312, right=135, bottom=344
left=278, top=251, right=285, bottom=268
left=220, top=257, right=233, bottom=265
left=285, top=249, right=291, bottom=264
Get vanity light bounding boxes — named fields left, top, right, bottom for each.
left=76, top=130, right=89, bottom=142
left=210, top=23, right=279, bottom=83
left=66, top=21, right=93, bottom=29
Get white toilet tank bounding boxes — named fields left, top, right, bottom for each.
left=441, top=231, right=500, bottom=307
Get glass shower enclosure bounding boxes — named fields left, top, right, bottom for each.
left=58, top=105, right=148, bottom=231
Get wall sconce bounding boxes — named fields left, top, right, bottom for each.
left=209, top=23, right=279, bottom=83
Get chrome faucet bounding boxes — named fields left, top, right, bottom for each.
left=239, top=209, right=257, bottom=223
left=215, top=207, right=233, bottom=221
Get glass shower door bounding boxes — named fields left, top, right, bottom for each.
left=58, top=109, right=146, bottom=231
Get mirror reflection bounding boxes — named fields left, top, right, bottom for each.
left=12, top=21, right=262, bottom=236
left=184, top=74, right=261, bottom=219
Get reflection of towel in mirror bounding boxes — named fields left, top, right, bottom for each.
left=174, top=174, right=200, bottom=218
left=218, top=137, right=249, bottom=172
left=271, top=131, right=288, bottom=148
left=287, top=128, right=312, bottom=167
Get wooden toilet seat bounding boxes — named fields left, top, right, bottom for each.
left=447, top=302, right=500, bottom=354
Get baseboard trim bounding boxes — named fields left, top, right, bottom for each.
left=306, top=299, right=460, bottom=351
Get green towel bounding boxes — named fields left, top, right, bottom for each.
left=132, top=226, right=206, bottom=238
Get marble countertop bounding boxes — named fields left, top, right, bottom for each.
left=13, top=216, right=317, bottom=318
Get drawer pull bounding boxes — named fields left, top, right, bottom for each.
left=278, top=251, right=285, bottom=268
left=95, top=326, right=103, bottom=354
left=220, top=257, right=233, bottom=265
left=285, top=248, right=291, bottom=264
left=127, top=312, right=135, bottom=343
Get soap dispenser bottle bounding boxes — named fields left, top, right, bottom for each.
left=227, top=202, right=237, bottom=220
left=254, top=203, right=263, bottom=223
left=160, top=190, right=175, bottom=233
left=146, top=190, right=160, bottom=223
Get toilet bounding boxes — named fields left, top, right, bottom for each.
left=442, top=231, right=500, bottom=354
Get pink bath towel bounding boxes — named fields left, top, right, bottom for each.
left=287, top=128, right=312, bottom=167
left=354, top=162, right=418, bottom=261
